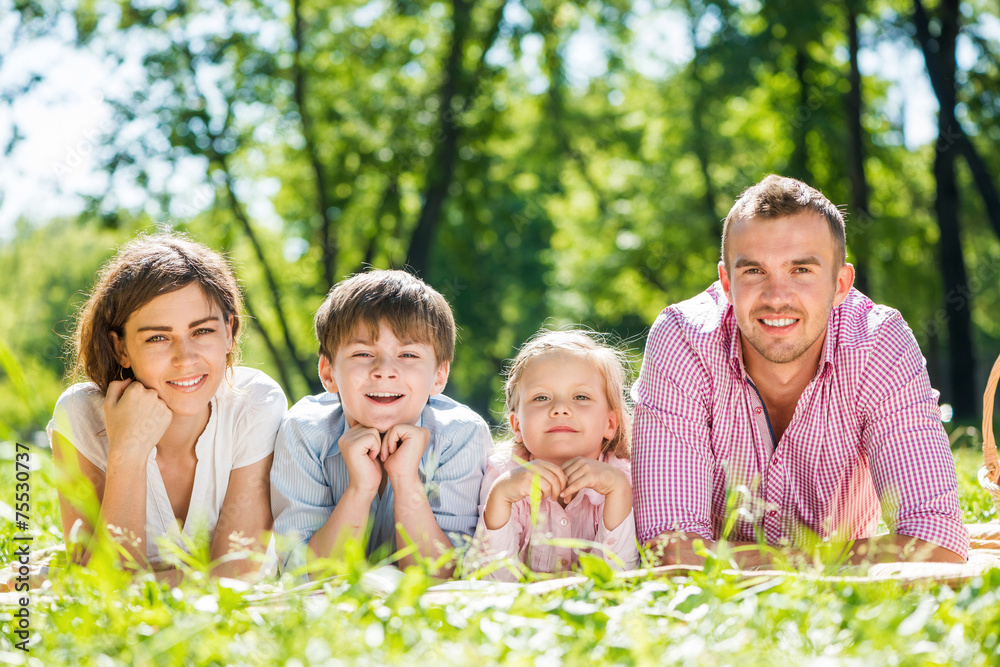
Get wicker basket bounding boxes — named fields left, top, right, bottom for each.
left=979, top=353, right=1000, bottom=514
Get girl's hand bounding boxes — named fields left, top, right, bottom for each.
left=560, top=457, right=627, bottom=503
left=494, top=460, right=568, bottom=505
left=103, top=379, right=172, bottom=465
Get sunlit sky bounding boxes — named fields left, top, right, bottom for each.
left=0, top=2, right=992, bottom=241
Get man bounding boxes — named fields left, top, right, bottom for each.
left=632, top=174, right=968, bottom=566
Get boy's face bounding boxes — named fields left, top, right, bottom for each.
left=319, top=319, right=449, bottom=433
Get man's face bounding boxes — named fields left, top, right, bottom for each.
left=319, top=319, right=449, bottom=433
left=719, top=211, right=854, bottom=369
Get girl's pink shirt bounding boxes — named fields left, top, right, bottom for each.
left=466, top=452, right=639, bottom=581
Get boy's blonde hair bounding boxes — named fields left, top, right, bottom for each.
left=315, top=269, right=455, bottom=364
left=503, top=329, right=633, bottom=460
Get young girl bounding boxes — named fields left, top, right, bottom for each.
left=48, top=233, right=286, bottom=579
left=467, top=330, right=638, bottom=580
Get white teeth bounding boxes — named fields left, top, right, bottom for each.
left=169, top=377, right=203, bottom=387
left=367, top=392, right=402, bottom=398
left=762, top=318, right=796, bottom=327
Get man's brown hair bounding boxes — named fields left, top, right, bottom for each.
left=721, top=174, right=847, bottom=270
left=315, top=269, right=455, bottom=365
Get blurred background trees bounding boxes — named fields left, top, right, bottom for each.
left=2, top=0, right=1000, bottom=438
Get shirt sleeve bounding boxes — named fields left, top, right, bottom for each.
left=858, top=315, right=969, bottom=559
left=231, top=371, right=288, bottom=469
left=631, top=309, right=716, bottom=544
left=270, top=414, right=336, bottom=574
left=422, top=415, right=492, bottom=546
left=592, top=455, right=639, bottom=570
left=464, top=460, right=526, bottom=582
left=48, top=384, right=108, bottom=472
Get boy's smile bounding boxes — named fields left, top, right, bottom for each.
left=320, top=320, right=450, bottom=433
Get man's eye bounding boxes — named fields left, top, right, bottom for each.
left=744, top=268, right=761, bottom=275
left=793, top=267, right=812, bottom=274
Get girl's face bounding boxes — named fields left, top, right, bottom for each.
left=112, top=283, right=233, bottom=420
left=509, top=351, right=618, bottom=466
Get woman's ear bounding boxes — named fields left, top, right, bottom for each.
left=225, top=314, right=235, bottom=354
left=110, top=331, right=131, bottom=368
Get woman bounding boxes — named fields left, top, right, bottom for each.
left=49, top=233, right=286, bottom=578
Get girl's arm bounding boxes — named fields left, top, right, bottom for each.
left=210, top=454, right=274, bottom=578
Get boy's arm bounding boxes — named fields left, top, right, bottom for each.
left=270, top=415, right=340, bottom=577
left=385, top=417, right=491, bottom=576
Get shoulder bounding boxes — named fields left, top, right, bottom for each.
left=647, top=282, right=732, bottom=356
left=278, top=391, right=345, bottom=454
left=425, top=394, right=491, bottom=434
left=223, top=367, right=287, bottom=410
left=831, top=289, right=915, bottom=357
left=51, top=382, right=105, bottom=435
left=486, top=451, right=519, bottom=474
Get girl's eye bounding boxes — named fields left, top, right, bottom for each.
left=574, top=394, right=591, bottom=401
left=532, top=395, right=550, bottom=402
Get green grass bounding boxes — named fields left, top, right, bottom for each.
left=1, top=439, right=998, bottom=666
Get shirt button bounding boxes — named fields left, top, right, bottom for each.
left=754, top=407, right=763, bottom=415
left=560, top=518, right=568, bottom=526
left=608, top=538, right=617, bottom=546
left=767, top=510, right=778, bottom=518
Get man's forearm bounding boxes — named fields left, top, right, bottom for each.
left=647, top=531, right=967, bottom=568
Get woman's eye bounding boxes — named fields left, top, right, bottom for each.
left=194, top=328, right=215, bottom=335
left=146, top=335, right=166, bottom=343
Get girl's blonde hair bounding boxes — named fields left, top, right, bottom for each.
left=503, top=329, right=633, bottom=460
left=71, top=232, right=243, bottom=393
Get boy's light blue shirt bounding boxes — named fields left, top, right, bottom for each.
left=270, top=391, right=492, bottom=574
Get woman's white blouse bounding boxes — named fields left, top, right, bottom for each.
left=47, top=367, right=287, bottom=565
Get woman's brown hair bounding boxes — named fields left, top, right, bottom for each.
left=71, top=233, right=243, bottom=393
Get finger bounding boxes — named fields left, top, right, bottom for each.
left=537, top=461, right=568, bottom=490
left=532, top=467, right=564, bottom=500
left=104, top=378, right=133, bottom=405
left=561, top=457, right=587, bottom=477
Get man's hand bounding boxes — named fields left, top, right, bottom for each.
left=103, top=379, right=172, bottom=464
left=339, top=424, right=384, bottom=498
left=381, top=424, right=430, bottom=486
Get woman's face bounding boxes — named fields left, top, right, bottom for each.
left=112, top=283, right=233, bottom=419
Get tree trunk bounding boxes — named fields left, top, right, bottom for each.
left=913, top=0, right=976, bottom=419
left=844, top=3, right=872, bottom=296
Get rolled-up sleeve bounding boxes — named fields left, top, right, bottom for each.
left=270, top=416, right=336, bottom=573
left=632, top=309, right=716, bottom=544
left=859, top=316, right=969, bottom=559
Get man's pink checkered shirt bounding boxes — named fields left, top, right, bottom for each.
left=631, top=283, right=969, bottom=558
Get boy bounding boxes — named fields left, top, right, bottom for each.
left=271, top=270, right=492, bottom=578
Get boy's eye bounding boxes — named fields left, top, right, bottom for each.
left=400, top=352, right=419, bottom=358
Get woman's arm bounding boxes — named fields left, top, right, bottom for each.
left=210, top=455, right=274, bottom=579
left=51, top=431, right=105, bottom=564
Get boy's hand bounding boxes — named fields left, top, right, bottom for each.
left=104, top=378, right=172, bottom=465
left=381, top=424, right=430, bottom=485
left=339, top=424, right=384, bottom=498
left=494, top=460, right=568, bottom=505
left=560, top=457, right=626, bottom=503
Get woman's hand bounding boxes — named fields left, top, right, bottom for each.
left=103, top=379, right=172, bottom=465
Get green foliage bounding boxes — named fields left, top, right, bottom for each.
left=1, top=437, right=999, bottom=664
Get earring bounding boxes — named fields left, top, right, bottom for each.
left=117, top=367, right=125, bottom=382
